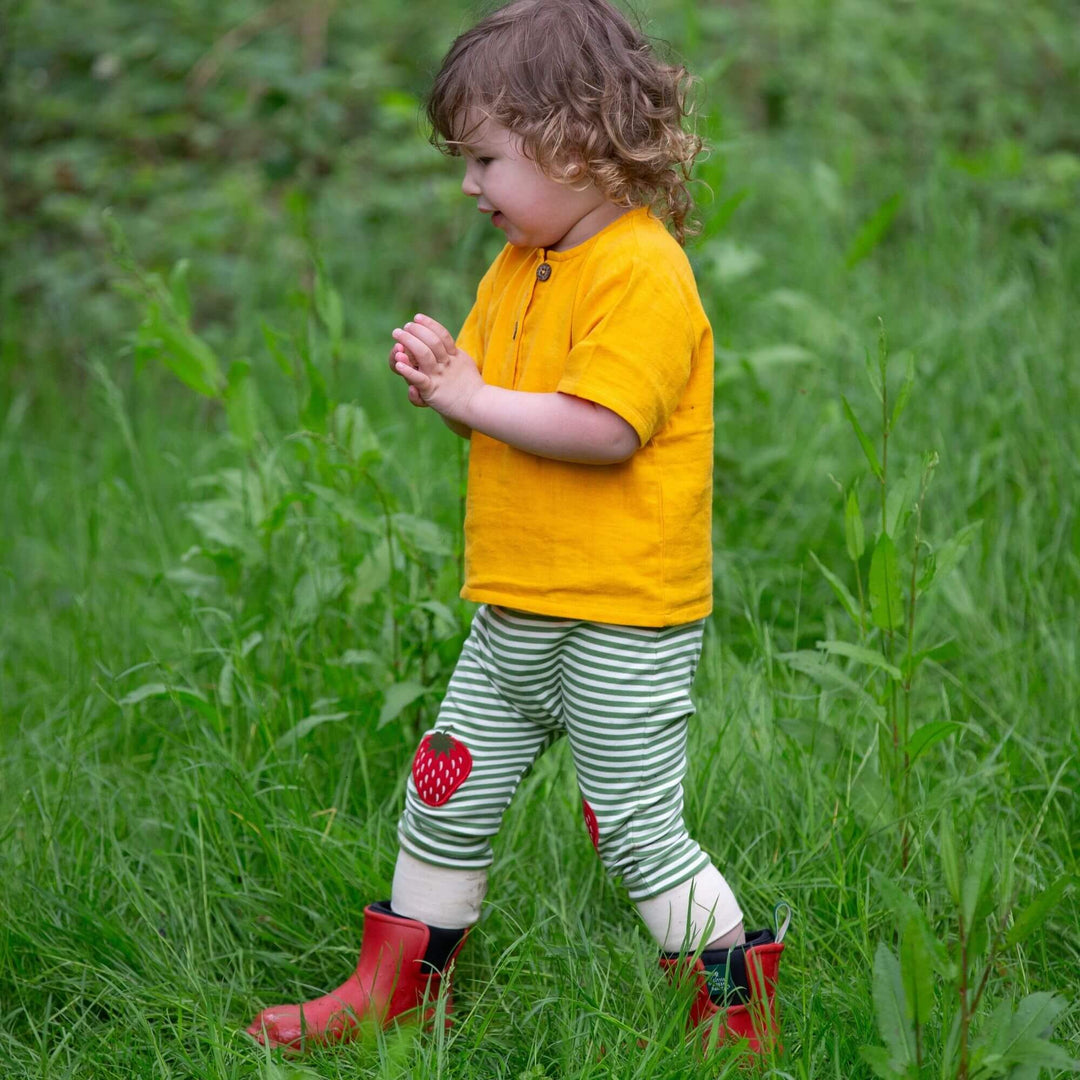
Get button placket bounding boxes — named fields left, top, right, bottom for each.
left=511, top=252, right=552, bottom=384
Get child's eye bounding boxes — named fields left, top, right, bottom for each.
left=476, top=157, right=493, bottom=166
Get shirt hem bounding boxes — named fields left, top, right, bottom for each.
left=460, top=586, right=712, bottom=628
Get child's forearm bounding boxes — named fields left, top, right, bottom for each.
left=390, top=315, right=637, bottom=462
left=461, top=385, right=639, bottom=464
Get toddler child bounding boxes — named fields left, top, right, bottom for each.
left=248, top=0, right=787, bottom=1057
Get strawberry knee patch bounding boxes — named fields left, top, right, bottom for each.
left=412, top=731, right=472, bottom=807
left=582, top=798, right=600, bottom=852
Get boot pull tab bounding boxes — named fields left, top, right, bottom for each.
left=773, top=902, right=792, bottom=944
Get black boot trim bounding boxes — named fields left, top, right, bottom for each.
left=662, top=927, right=776, bottom=1007
left=371, top=900, right=467, bottom=972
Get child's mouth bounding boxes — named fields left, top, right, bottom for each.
left=491, top=211, right=504, bottom=227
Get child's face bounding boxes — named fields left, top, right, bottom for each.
left=456, top=114, right=612, bottom=251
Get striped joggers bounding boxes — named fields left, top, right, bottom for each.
left=398, top=603, right=711, bottom=901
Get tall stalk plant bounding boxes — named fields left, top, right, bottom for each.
left=809, top=322, right=980, bottom=867
left=865, top=824, right=1076, bottom=1080
left=810, top=325, right=1075, bottom=1078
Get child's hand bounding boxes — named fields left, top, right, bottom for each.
left=391, top=314, right=482, bottom=424
left=388, top=341, right=427, bottom=409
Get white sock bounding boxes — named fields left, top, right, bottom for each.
left=635, top=864, right=743, bottom=953
left=390, top=849, right=488, bottom=929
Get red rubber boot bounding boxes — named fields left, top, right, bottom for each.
left=660, top=907, right=789, bottom=1058
left=247, top=902, right=468, bottom=1053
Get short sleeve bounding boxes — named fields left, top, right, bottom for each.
left=557, top=256, right=694, bottom=446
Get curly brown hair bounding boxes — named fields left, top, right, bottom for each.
left=427, top=0, right=703, bottom=245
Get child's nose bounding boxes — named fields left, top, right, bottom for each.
left=461, top=164, right=481, bottom=198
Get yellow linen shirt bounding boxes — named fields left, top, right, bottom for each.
left=456, top=206, right=713, bottom=626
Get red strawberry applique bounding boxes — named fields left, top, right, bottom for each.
left=582, top=798, right=600, bottom=851
left=412, top=731, right=472, bottom=807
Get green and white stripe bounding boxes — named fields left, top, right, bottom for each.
left=398, top=604, right=710, bottom=901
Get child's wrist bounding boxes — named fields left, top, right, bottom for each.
left=454, top=381, right=489, bottom=431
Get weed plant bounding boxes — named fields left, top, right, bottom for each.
left=2, top=0, right=1079, bottom=1077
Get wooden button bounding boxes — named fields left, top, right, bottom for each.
left=536, top=263, right=552, bottom=281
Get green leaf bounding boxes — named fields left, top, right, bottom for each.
left=301, top=354, right=330, bottom=432
left=259, top=491, right=310, bottom=536
left=850, top=769, right=892, bottom=828
left=926, top=521, right=982, bottom=588
left=845, top=486, right=866, bottom=561
left=1002, top=1038, right=1079, bottom=1076
left=869, top=873, right=951, bottom=975
left=916, top=548, right=937, bottom=593
left=224, top=358, right=258, bottom=447
left=809, top=551, right=861, bottom=626
left=864, top=344, right=883, bottom=403
left=900, top=914, right=935, bottom=1030
left=352, top=540, right=392, bottom=607
left=168, top=258, right=192, bottom=323
left=845, top=193, right=904, bottom=268
left=261, top=320, right=295, bottom=378
left=842, top=395, right=883, bottom=480
left=906, top=721, right=961, bottom=764
left=903, top=638, right=958, bottom=679
left=877, top=319, right=889, bottom=381
left=972, top=996, right=1014, bottom=1067
left=891, top=353, right=915, bottom=430
left=378, top=681, right=430, bottom=729
left=184, top=499, right=252, bottom=554
left=262, top=1055, right=327, bottom=1079
left=118, top=682, right=207, bottom=707
left=1008, top=992, right=1066, bottom=1044
left=1005, top=1044, right=1078, bottom=1077
left=330, top=648, right=383, bottom=668
left=817, top=639, right=902, bottom=680
left=872, top=942, right=916, bottom=1069
left=1004, top=877, right=1075, bottom=949
left=869, top=870, right=927, bottom=926
left=417, top=600, right=461, bottom=640
left=885, top=469, right=919, bottom=538
left=961, top=832, right=995, bottom=930
left=291, top=565, right=345, bottom=625
left=303, top=483, right=382, bottom=532
left=314, top=264, right=344, bottom=350
left=776, top=715, right=841, bottom=761
left=117, top=681, right=216, bottom=722
left=860, top=1045, right=905, bottom=1080
left=976, top=993, right=1074, bottom=1073
left=217, top=658, right=235, bottom=707
left=333, top=402, right=382, bottom=463
left=149, top=307, right=225, bottom=398
left=869, top=532, right=904, bottom=631
left=393, top=513, right=454, bottom=557
left=778, top=649, right=885, bottom=719
left=940, top=816, right=962, bottom=906
left=273, top=712, right=351, bottom=753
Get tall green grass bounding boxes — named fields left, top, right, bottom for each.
left=2, top=0, right=1078, bottom=1076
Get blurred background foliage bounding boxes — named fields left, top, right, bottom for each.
left=6, top=0, right=1078, bottom=386
left=1, top=0, right=1079, bottom=1073
left=4, top=0, right=1080, bottom=844
left=3, top=0, right=1080, bottom=859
